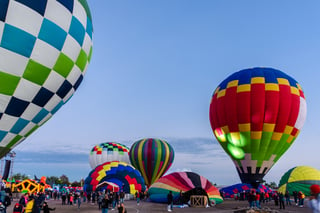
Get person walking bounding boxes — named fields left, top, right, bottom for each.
left=41, top=202, right=55, bottom=213
left=167, top=191, right=173, bottom=212
left=135, top=191, right=140, bottom=206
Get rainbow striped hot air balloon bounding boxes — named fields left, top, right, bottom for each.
left=129, top=138, right=174, bottom=187
left=83, top=161, right=146, bottom=195
left=209, top=67, right=307, bottom=187
left=148, top=171, right=223, bottom=205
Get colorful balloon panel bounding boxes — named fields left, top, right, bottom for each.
left=129, top=138, right=174, bottom=187
left=209, top=67, right=307, bottom=185
left=83, top=161, right=146, bottom=195
left=148, top=171, right=223, bottom=204
left=0, top=0, right=93, bottom=157
left=89, top=142, right=130, bottom=169
left=278, top=166, right=320, bottom=196
left=220, top=183, right=273, bottom=198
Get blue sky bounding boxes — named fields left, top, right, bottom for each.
left=7, top=1, right=320, bottom=185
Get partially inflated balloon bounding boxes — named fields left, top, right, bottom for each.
left=89, top=142, right=130, bottom=169
left=0, top=0, right=93, bottom=157
left=83, top=161, right=146, bottom=194
left=278, top=166, right=320, bottom=196
left=149, top=171, right=223, bottom=204
left=129, top=138, right=174, bottom=187
left=220, top=183, right=274, bottom=198
left=209, top=68, right=307, bottom=186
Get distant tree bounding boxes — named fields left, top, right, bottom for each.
left=12, top=173, right=29, bottom=181
left=46, top=176, right=61, bottom=185
left=59, top=175, right=69, bottom=185
left=71, top=181, right=81, bottom=187
left=265, top=181, right=278, bottom=189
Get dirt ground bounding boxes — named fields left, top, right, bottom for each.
left=5, top=198, right=313, bottom=213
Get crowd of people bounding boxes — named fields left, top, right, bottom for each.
left=0, top=184, right=317, bottom=213
left=0, top=188, right=133, bottom=213
left=223, top=184, right=320, bottom=212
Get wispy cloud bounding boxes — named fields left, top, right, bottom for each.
left=9, top=137, right=319, bottom=186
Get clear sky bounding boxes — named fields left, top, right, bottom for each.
left=8, top=0, right=320, bottom=185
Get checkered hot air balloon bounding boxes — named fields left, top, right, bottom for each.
left=0, top=0, right=93, bottom=157
left=209, top=67, right=307, bottom=187
left=129, top=138, right=175, bottom=187
left=89, top=142, right=130, bottom=169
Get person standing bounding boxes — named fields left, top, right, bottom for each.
left=285, top=190, right=291, bottom=205
left=255, top=192, right=261, bottom=209
left=0, top=202, right=5, bottom=213
left=279, top=192, right=285, bottom=210
left=77, top=192, right=82, bottom=209
left=98, top=192, right=104, bottom=210
left=167, top=191, right=173, bottom=212
left=308, top=184, right=320, bottom=213
left=298, top=191, right=305, bottom=207
left=117, top=203, right=126, bottom=213
left=24, top=196, right=35, bottom=213
left=101, top=194, right=109, bottom=213
left=293, top=191, right=298, bottom=205
left=119, top=191, right=125, bottom=204
left=18, top=194, right=27, bottom=208
left=12, top=203, right=23, bottom=213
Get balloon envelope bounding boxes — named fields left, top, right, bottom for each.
left=89, top=142, right=130, bottom=169
left=148, top=171, right=223, bottom=204
left=83, top=161, right=146, bottom=195
left=209, top=68, right=307, bottom=186
left=0, top=0, right=93, bottom=157
left=220, top=183, right=274, bottom=198
left=278, top=166, right=320, bottom=196
left=129, top=138, right=174, bottom=187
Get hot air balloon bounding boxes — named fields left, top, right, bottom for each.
left=148, top=171, right=223, bottom=205
left=89, top=142, right=130, bottom=169
left=129, top=138, right=174, bottom=187
left=278, top=166, right=320, bottom=196
left=209, top=68, right=307, bottom=187
left=0, top=0, right=93, bottom=158
left=83, top=161, right=146, bottom=195
left=220, top=183, right=274, bottom=198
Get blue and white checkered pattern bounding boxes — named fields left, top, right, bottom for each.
left=0, top=0, right=93, bottom=157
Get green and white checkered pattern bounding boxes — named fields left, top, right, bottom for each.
left=0, top=0, right=93, bottom=157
